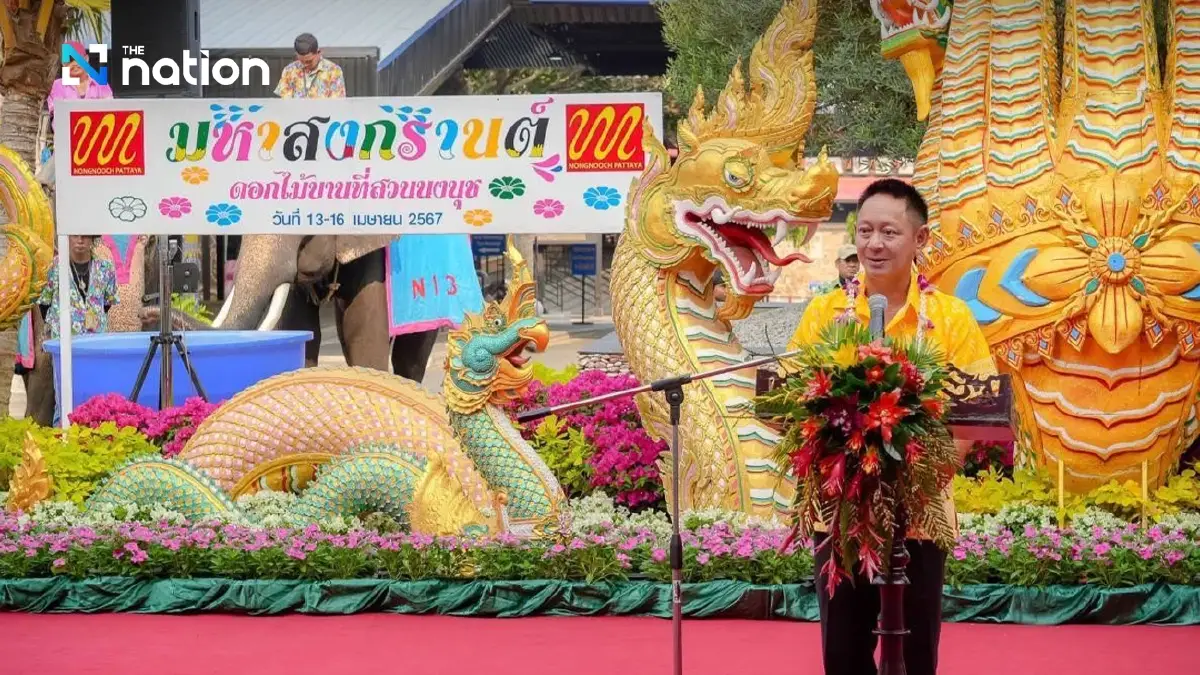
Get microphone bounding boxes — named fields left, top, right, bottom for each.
left=867, top=294, right=887, bottom=339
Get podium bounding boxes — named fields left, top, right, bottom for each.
left=755, top=362, right=1013, bottom=675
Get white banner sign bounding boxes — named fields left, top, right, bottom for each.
left=52, top=93, right=663, bottom=235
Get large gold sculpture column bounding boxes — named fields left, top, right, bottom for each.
left=0, top=146, right=54, bottom=329
left=611, top=0, right=839, bottom=517
left=873, top=0, right=1200, bottom=490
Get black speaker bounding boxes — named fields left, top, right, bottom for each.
left=110, top=0, right=201, bottom=98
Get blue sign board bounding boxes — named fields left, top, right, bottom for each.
left=569, top=244, right=598, bottom=276
left=471, top=235, right=507, bottom=257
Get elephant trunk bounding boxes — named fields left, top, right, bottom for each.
left=212, top=235, right=303, bottom=330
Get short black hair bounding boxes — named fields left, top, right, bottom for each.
left=857, top=178, right=928, bottom=227
left=294, top=33, right=319, bottom=54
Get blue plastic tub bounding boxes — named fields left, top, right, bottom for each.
left=43, top=330, right=313, bottom=409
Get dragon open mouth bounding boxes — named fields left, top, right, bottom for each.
left=675, top=196, right=815, bottom=296
left=501, top=323, right=551, bottom=371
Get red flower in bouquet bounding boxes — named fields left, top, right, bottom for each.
left=820, top=454, right=847, bottom=497
left=858, top=341, right=895, bottom=364
left=861, top=448, right=880, bottom=475
left=922, top=396, right=946, bottom=418
left=865, top=365, right=886, bottom=385
left=790, top=441, right=819, bottom=477
left=805, top=369, right=833, bottom=398
left=865, top=390, right=905, bottom=444
left=901, top=360, right=924, bottom=392
left=800, top=418, right=823, bottom=441
left=905, top=439, right=925, bottom=463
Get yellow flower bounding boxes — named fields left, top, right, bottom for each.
left=181, top=167, right=209, bottom=185
left=463, top=209, right=493, bottom=227
left=1023, top=183, right=1200, bottom=354
left=829, top=342, right=858, bottom=368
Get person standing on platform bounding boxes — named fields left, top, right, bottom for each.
left=786, top=178, right=997, bottom=675
left=274, top=33, right=346, bottom=99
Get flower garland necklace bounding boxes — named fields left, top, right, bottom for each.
left=839, top=273, right=935, bottom=343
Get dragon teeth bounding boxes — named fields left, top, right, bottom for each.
left=772, top=222, right=790, bottom=245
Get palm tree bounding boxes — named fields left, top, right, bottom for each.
left=0, top=0, right=108, bottom=418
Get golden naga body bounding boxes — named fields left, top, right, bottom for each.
left=0, top=146, right=54, bottom=330
left=874, top=0, right=1200, bottom=489
left=5, top=433, right=51, bottom=513
left=612, top=0, right=839, bottom=517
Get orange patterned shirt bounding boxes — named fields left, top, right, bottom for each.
left=273, top=58, right=346, bottom=99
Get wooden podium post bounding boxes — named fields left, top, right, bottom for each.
left=756, top=363, right=1013, bottom=674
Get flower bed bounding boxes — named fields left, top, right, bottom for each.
left=507, top=369, right=666, bottom=508
left=2, top=494, right=1197, bottom=589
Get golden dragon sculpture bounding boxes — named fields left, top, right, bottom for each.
left=873, top=0, right=1200, bottom=490
left=0, top=146, right=54, bottom=330
left=611, top=0, right=839, bottom=518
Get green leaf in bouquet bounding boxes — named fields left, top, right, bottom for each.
left=882, top=442, right=902, bottom=462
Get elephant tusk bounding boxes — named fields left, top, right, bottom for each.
left=258, top=283, right=292, bottom=331
left=211, top=285, right=235, bottom=327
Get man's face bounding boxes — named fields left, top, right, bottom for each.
left=835, top=255, right=859, bottom=280
left=296, top=50, right=321, bottom=71
left=854, top=194, right=928, bottom=283
left=67, top=61, right=87, bottom=81
left=68, top=236, right=93, bottom=257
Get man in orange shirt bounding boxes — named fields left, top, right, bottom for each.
left=274, top=33, right=346, bottom=99
left=788, top=179, right=996, bottom=675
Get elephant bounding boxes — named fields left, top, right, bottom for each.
left=206, top=234, right=439, bottom=382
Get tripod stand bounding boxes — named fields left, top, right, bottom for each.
left=129, top=236, right=208, bottom=410
left=516, top=349, right=801, bottom=675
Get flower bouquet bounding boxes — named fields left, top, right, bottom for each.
left=756, top=321, right=958, bottom=595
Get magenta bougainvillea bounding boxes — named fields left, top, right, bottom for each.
left=507, top=370, right=666, bottom=509
left=69, top=394, right=220, bottom=457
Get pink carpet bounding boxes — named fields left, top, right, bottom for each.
left=2, top=613, right=1195, bottom=674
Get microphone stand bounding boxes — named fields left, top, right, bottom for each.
left=867, top=295, right=909, bottom=675
left=516, top=348, right=803, bottom=675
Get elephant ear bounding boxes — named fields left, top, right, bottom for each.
left=336, top=235, right=399, bottom=264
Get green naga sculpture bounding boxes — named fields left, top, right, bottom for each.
left=86, top=243, right=567, bottom=537
left=872, top=0, right=1200, bottom=490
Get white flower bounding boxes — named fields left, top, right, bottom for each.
left=108, top=196, right=148, bottom=222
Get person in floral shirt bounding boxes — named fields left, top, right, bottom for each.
left=34, top=236, right=118, bottom=424
left=273, top=33, right=346, bottom=99
left=39, top=235, right=119, bottom=340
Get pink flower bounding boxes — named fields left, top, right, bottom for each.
left=158, top=196, right=192, bottom=219
left=533, top=198, right=564, bottom=219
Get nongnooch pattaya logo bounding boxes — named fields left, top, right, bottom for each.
left=564, top=102, right=646, bottom=172
left=62, top=43, right=271, bottom=88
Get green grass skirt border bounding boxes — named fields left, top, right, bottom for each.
left=1, top=578, right=1197, bottom=624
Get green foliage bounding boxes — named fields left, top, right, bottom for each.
left=952, top=469, right=1057, bottom=516
left=954, top=466, right=1200, bottom=522
left=171, top=294, right=213, bottom=324
left=531, top=363, right=579, bottom=386
left=529, top=416, right=594, bottom=498
left=656, top=0, right=924, bottom=158
left=0, top=418, right=159, bottom=504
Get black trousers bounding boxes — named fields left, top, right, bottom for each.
left=813, top=533, right=947, bottom=675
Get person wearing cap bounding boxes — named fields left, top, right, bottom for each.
left=834, top=244, right=860, bottom=291
left=274, top=33, right=346, bottom=99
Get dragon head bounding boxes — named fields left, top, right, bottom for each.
left=444, top=241, right=549, bottom=414
left=624, top=0, right=839, bottom=320
left=869, top=0, right=952, bottom=121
